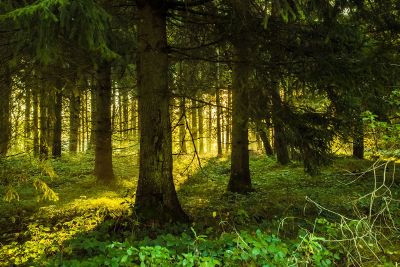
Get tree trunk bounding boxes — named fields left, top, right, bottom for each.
left=207, top=104, right=212, bottom=153
left=0, top=67, right=12, bottom=157
left=95, top=62, right=115, bottom=182
left=257, top=126, right=274, bottom=156
left=89, top=85, right=96, bottom=150
left=225, top=89, right=232, bottom=153
left=353, top=115, right=364, bottom=159
left=52, top=90, right=63, bottom=158
left=191, top=99, right=198, bottom=152
left=216, top=89, right=223, bottom=157
left=33, top=88, right=39, bottom=157
left=179, top=97, right=187, bottom=153
left=228, top=42, right=252, bottom=193
left=69, top=91, right=80, bottom=153
left=24, top=87, right=31, bottom=151
left=198, top=102, right=204, bottom=154
left=39, top=87, right=49, bottom=160
left=135, top=1, right=187, bottom=223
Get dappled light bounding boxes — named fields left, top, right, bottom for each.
left=1, top=0, right=400, bottom=266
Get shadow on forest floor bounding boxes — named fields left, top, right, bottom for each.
left=1, top=152, right=400, bottom=265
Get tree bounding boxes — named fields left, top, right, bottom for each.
left=134, top=0, right=188, bottom=223
left=0, top=66, right=12, bottom=157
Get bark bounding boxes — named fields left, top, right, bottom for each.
left=24, top=87, right=31, bottom=151
left=225, top=89, right=231, bottom=153
left=258, top=126, right=274, bottom=156
left=228, top=42, right=252, bottom=193
left=198, top=102, right=204, bottom=154
left=179, top=97, right=187, bottom=153
left=69, top=90, right=80, bottom=153
left=122, top=89, right=129, bottom=139
left=33, top=88, right=39, bottom=157
left=39, top=87, right=49, bottom=160
left=216, top=89, right=223, bottom=156
left=94, top=62, right=115, bottom=182
left=353, top=116, right=364, bottom=159
left=135, top=1, right=188, bottom=223
left=207, top=104, right=212, bottom=153
left=191, top=99, right=198, bottom=151
left=52, top=90, right=63, bottom=158
left=0, top=67, right=12, bottom=157
left=89, top=86, right=96, bottom=150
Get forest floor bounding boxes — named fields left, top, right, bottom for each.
left=0, top=153, right=399, bottom=266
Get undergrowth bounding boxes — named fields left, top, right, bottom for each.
left=0, top=153, right=399, bottom=266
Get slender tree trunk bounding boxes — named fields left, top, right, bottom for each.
left=216, top=89, right=223, bottom=157
left=227, top=41, right=252, bottom=193
left=24, top=87, right=31, bottom=151
left=198, top=102, right=204, bottom=154
left=135, top=1, right=187, bottom=223
left=33, top=88, right=39, bottom=157
left=225, top=89, right=232, bottom=153
left=69, top=91, right=80, bottom=153
left=39, top=87, right=49, bottom=160
left=89, top=86, right=96, bottom=150
left=257, top=126, right=274, bottom=156
left=353, top=115, right=364, bottom=159
left=0, top=67, right=12, bottom=157
left=208, top=104, right=212, bottom=153
left=131, top=96, right=137, bottom=141
left=95, top=62, right=115, bottom=182
left=179, top=97, right=187, bottom=153
left=52, top=89, right=63, bottom=158
left=191, top=99, right=198, bottom=151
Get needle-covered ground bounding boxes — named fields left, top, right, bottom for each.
left=0, top=153, right=399, bottom=266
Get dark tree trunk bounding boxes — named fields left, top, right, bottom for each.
left=198, top=102, right=204, bottom=154
left=0, top=67, right=12, bottom=157
left=353, top=116, right=364, bottom=159
left=24, top=87, right=31, bottom=151
left=191, top=99, right=198, bottom=151
left=89, top=86, right=97, bottom=150
left=179, top=97, right=187, bottom=153
left=52, top=90, right=63, bottom=158
left=258, top=126, right=274, bottom=156
left=94, top=62, right=115, bottom=182
left=135, top=1, right=187, bottom=223
left=207, top=104, right=212, bottom=153
left=39, top=87, right=49, bottom=160
left=33, top=88, right=39, bottom=157
left=69, top=91, right=80, bottom=153
left=225, top=89, right=232, bottom=153
left=228, top=42, right=252, bottom=194
left=216, top=89, right=223, bottom=157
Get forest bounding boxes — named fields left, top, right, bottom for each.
left=0, top=0, right=400, bottom=266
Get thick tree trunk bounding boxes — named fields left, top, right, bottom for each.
left=33, top=88, right=39, bottom=157
left=95, top=62, right=115, bottom=182
left=228, top=42, right=252, bottom=193
left=179, top=97, right=187, bottom=153
left=52, top=90, right=63, bottom=158
left=69, top=91, right=80, bottom=153
left=353, top=115, right=364, bottom=159
left=0, top=67, right=12, bottom=157
left=135, top=1, right=187, bottom=223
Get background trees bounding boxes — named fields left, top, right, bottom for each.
left=0, top=0, right=399, bottom=222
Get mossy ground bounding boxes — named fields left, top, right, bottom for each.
left=0, top=152, right=399, bottom=266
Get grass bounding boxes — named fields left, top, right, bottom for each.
left=0, top=152, right=399, bottom=266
